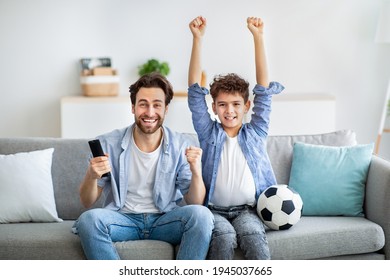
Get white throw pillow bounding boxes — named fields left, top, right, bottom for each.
left=0, top=148, right=62, bottom=223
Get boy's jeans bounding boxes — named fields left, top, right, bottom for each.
left=207, top=205, right=270, bottom=260
left=75, top=205, right=214, bottom=260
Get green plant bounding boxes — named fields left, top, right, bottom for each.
left=138, top=58, right=170, bottom=76
left=388, top=99, right=390, bottom=116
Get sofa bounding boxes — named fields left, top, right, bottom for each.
left=0, top=129, right=388, bottom=260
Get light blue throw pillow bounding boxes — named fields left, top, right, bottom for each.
left=288, top=142, right=374, bottom=216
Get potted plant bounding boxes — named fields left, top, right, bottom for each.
left=387, top=99, right=390, bottom=117
left=138, top=58, right=170, bottom=76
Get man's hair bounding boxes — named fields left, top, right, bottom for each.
left=129, top=72, right=174, bottom=105
left=210, top=73, right=250, bottom=103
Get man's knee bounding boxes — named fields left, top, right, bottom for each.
left=184, top=205, right=213, bottom=219
left=181, top=205, right=214, bottom=230
left=77, top=209, right=105, bottom=234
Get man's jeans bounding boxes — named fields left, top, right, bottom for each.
left=207, top=205, right=270, bottom=260
left=75, top=205, right=214, bottom=260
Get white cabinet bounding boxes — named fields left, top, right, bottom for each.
left=61, top=96, right=133, bottom=139
left=61, top=93, right=335, bottom=138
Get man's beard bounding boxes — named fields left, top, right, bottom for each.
left=135, top=115, right=164, bottom=134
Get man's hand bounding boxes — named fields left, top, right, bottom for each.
left=189, top=16, right=207, bottom=38
left=247, top=17, right=264, bottom=36
left=79, top=154, right=109, bottom=208
left=88, top=154, right=111, bottom=179
left=185, top=146, right=202, bottom=175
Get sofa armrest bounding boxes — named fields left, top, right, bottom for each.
left=365, top=155, right=390, bottom=259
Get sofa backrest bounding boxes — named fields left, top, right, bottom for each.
left=266, top=130, right=357, bottom=184
left=0, top=133, right=202, bottom=220
left=186, top=130, right=357, bottom=185
left=0, top=130, right=357, bottom=220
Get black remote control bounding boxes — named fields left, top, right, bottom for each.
left=88, top=139, right=110, bottom=178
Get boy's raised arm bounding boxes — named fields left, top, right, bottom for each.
left=247, top=17, right=269, bottom=87
left=188, top=16, right=207, bottom=87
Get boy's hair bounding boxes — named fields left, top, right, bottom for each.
left=129, top=72, right=174, bottom=105
left=209, top=73, right=250, bottom=103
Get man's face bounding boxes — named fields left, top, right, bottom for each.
left=132, top=87, right=167, bottom=134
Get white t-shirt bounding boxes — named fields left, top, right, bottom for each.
left=210, top=135, right=256, bottom=207
left=121, top=136, right=162, bottom=214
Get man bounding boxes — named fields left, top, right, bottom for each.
left=74, top=73, right=214, bottom=260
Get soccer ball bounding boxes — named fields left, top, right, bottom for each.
left=257, top=184, right=303, bottom=230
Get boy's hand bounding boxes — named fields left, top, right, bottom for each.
left=189, top=16, right=207, bottom=38
left=185, top=146, right=202, bottom=175
left=247, top=17, right=264, bottom=36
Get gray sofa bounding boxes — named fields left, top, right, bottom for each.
left=0, top=130, right=388, bottom=260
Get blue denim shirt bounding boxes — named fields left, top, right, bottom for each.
left=95, top=124, right=194, bottom=213
left=188, top=82, right=284, bottom=206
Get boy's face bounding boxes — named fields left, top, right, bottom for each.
left=212, top=91, right=250, bottom=137
left=132, top=87, right=168, bottom=134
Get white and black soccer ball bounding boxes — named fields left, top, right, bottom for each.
left=257, top=184, right=303, bottom=230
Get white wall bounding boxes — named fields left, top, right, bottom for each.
left=1, top=0, right=390, bottom=158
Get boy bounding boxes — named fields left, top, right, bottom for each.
left=188, top=16, right=284, bottom=259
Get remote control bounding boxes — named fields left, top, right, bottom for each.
left=88, top=139, right=110, bottom=178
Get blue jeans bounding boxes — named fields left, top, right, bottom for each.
left=75, top=205, right=214, bottom=260
left=207, top=205, right=270, bottom=260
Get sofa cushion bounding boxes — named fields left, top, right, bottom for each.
left=0, top=221, right=85, bottom=259
left=267, top=130, right=357, bottom=184
left=288, top=142, right=374, bottom=216
left=0, top=148, right=62, bottom=223
left=0, top=217, right=383, bottom=260
left=266, top=216, right=385, bottom=260
left=0, top=221, right=175, bottom=260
